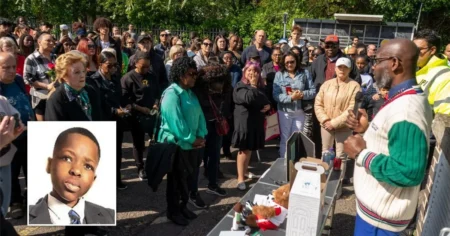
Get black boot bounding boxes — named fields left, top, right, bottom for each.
left=180, top=207, right=197, bottom=220
left=167, top=212, right=189, bottom=226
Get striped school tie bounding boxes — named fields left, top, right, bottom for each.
left=68, top=210, right=81, bottom=224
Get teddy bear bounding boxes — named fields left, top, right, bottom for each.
left=233, top=183, right=290, bottom=231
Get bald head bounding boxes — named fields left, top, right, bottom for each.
left=0, top=52, right=17, bottom=83
left=378, top=38, right=419, bottom=73
left=254, top=30, right=266, bottom=46
left=373, top=39, right=418, bottom=89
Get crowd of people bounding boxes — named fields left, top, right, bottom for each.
left=0, top=14, right=449, bottom=235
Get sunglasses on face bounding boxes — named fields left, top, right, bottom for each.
left=160, top=34, right=170, bottom=37
left=285, top=60, right=296, bottom=65
left=325, top=44, right=338, bottom=49
left=203, top=43, right=213, bottom=47
left=127, top=41, right=135, bottom=44
left=312, top=54, right=319, bottom=57
left=104, top=63, right=118, bottom=69
left=273, top=54, right=281, bottom=57
left=88, top=44, right=96, bottom=49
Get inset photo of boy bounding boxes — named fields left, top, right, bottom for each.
left=27, top=122, right=116, bottom=226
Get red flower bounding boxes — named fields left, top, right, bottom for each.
left=47, top=63, right=55, bottom=70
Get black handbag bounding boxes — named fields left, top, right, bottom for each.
left=301, top=74, right=314, bottom=112
left=136, top=109, right=158, bottom=136
left=144, top=103, right=177, bottom=191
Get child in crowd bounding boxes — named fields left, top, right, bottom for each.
left=29, top=127, right=114, bottom=225
left=362, top=86, right=389, bottom=121
left=355, top=55, right=373, bottom=93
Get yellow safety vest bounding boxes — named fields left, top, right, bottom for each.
left=416, top=55, right=450, bottom=115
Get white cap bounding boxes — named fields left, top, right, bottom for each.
left=164, top=30, right=171, bottom=34
left=336, top=57, right=351, bottom=68
left=60, top=24, right=69, bottom=30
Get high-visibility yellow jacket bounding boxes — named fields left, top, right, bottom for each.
left=416, top=55, right=450, bottom=115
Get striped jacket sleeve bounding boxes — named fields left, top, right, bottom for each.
left=356, top=121, right=428, bottom=187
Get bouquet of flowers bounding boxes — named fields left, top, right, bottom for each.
left=45, top=63, right=56, bottom=82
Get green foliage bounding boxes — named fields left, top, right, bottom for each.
left=1, top=0, right=450, bottom=44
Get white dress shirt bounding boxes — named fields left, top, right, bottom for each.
left=48, top=194, right=86, bottom=225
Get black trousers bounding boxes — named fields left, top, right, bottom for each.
left=116, top=119, right=126, bottom=182
left=221, top=116, right=234, bottom=157
left=126, top=115, right=150, bottom=171
left=166, top=148, right=199, bottom=215
left=10, top=137, right=27, bottom=205
left=311, top=110, right=322, bottom=159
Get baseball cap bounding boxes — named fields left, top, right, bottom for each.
left=76, top=28, right=87, bottom=37
left=325, top=34, right=339, bottom=43
left=137, top=35, right=152, bottom=43
left=248, top=51, right=260, bottom=59
left=60, top=24, right=69, bottom=30
left=336, top=57, right=351, bottom=68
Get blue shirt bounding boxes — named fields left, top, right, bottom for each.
left=388, top=79, right=419, bottom=99
left=273, top=70, right=316, bottom=112
left=229, top=65, right=242, bottom=87
left=2, top=82, right=34, bottom=126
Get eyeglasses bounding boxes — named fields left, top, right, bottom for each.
left=285, top=60, right=296, bottom=65
left=273, top=54, right=281, bottom=57
left=87, top=44, right=96, bottom=49
left=373, top=56, right=401, bottom=65
left=188, top=71, right=198, bottom=77
left=325, top=44, right=337, bottom=49
left=127, top=41, right=135, bottom=44
left=223, top=56, right=232, bottom=61
left=203, top=43, right=213, bottom=47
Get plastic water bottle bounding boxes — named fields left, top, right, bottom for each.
left=322, top=148, right=336, bottom=175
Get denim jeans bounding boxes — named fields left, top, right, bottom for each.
left=0, top=165, right=11, bottom=215
left=278, top=110, right=305, bottom=158
left=203, top=120, right=223, bottom=188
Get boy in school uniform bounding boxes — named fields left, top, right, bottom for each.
left=29, top=127, right=115, bottom=225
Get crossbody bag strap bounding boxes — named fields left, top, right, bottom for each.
left=208, top=95, right=220, bottom=120
left=153, top=88, right=181, bottom=141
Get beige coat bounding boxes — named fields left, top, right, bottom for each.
left=314, top=78, right=361, bottom=129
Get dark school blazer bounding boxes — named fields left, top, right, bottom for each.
left=29, top=195, right=115, bottom=225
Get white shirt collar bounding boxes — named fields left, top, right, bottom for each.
left=48, top=193, right=86, bottom=225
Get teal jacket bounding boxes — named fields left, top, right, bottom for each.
left=158, top=83, right=208, bottom=150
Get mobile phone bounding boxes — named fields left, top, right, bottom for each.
left=285, top=86, right=292, bottom=93
left=0, top=113, right=21, bottom=128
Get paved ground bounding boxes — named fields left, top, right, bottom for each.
left=9, top=132, right=356, bottom=236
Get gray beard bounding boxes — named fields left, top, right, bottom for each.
left=376, top=70, right=393, bottom=89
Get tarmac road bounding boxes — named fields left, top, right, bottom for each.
left=10, top=133, right=356, bottom=236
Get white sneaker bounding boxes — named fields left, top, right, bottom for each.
left=245, top=172, right=261, bottom=179
left=237, top=182, right=246, bottom=191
